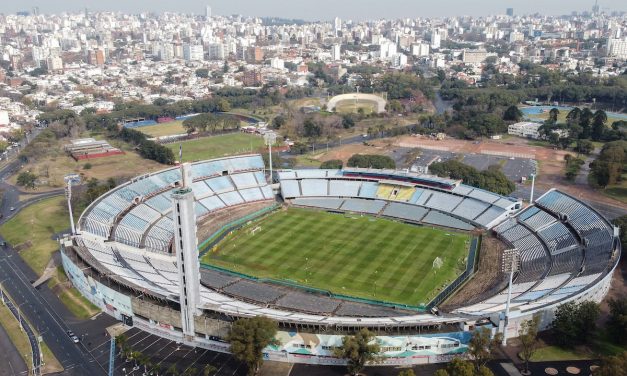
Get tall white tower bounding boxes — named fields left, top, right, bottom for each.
left=172, top=163, right=201, bottom=339
left=205, top=5, right=212, bottom=20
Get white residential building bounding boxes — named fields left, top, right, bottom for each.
left=606, top=38, right=627, bottom=59
left=331, top=44, right=341, bottom=61
left=183, top=44, right=204, bottom=61
left=207, top=43, right=225, bottom=60
left=430, top=29, right=441, bottom=49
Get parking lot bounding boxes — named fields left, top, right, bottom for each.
left=405, top=148, right=537, bottom=183
left=85, top=327, right=246, bottom=376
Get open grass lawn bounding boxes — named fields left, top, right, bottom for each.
left=335, top=100, right=378, bottom=114
left=201, top=208, right=471, bottom=306
left=0, top=196, right=68, bottom=275
left=601, top=175, right=627, bottom=204
left=529, top=345, right=592, bottom=362
left=137, top=120, right=186, bottom=137
left=0, top=198, right=100, bottom=318
left=169, top=133, right=266, bottom=162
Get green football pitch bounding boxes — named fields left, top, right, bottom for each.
left=201, top=208, right=472, bottom=307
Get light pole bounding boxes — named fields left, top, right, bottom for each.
left=64, top=174, right=81, bottom=235
left=529, top=173, right=536, bottom=204
left=501, top=249, right=520, bottom=345
left=264, top=131, right=277, bottom=183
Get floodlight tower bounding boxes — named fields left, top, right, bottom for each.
left=172, top=163, right=201, bottom=340
left=64, top=174, right=81, bottom=235
left=529, top=173, right=536, bottom=204
left=501, top=249, right=520, bottom=345
left=264, top=131, right=277, bottom=182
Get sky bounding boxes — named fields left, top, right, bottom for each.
left=0, top=0, right=624, bottom=20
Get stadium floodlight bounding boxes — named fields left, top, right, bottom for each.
left=501, top=248, right=520, bottom=345
left=264, top=131, right=277, bottom=182
left=529, top=173, right=536, bottom=203
left=64, top=174, right=82, bottom=235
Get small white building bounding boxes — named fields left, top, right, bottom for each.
left=508, top=122, right=542, bottom=139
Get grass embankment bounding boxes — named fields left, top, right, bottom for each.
left=0, top=296, right=63, bottom=374
left=0, top=197, right=99, bottom=319
left=202, top=208, right=471, bottom=306
left=168, top=133, right=265, bottom=162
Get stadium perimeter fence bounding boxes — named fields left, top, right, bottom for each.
left=199, top=207, right=481, bottom=312
left=425, top=236, right=480, bottom=310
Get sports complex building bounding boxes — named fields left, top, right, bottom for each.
left=60, top=154, right=621, bottom=366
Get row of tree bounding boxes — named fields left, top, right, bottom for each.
left=427, top=160, right=516, bottom=195
left=182, top=113, right=240, bottom=134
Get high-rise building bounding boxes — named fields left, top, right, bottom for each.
left=606, top=38, right=627, bottom=58
left=411, top=42, right=430, bottom=57
left=334, top=17, right=341, bottom=36
left=172, top=163, right=201, bottom=340
left=270, top=56, right=285, bottom=69
left=430, top=29, right=441, bottom=49
left=88, top=49, right=105, bottom=66
left=205, top=5, right=212, bottom=19
left=47, top=56, right=64, bottom=72
left=506, top=8, right=514, bottom=16
left=331, top=44, right=341, bottom=61
left=183, top=44, right=204, bottom=61
left=207, top=43, right=225, bottom=60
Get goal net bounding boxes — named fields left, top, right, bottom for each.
left=432, top=257, right=444, bottom=270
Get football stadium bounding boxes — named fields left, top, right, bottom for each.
left=60, top=153, right=621, bottom=366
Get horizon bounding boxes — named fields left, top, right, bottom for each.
left=1, top=0, right=626, bottom=21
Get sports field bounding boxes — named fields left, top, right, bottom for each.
left=169, top=133, right=266, bottom=162
left=201, top=208, right=472, bottom=307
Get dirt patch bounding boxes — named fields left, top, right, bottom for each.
left=441, top=236, right=509, bottom=311
left=197, top=201, right=276, bottom=244
left=308, top=143, right=389, bottom=164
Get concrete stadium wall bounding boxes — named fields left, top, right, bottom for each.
left=327, top=93, right=387, bottom=113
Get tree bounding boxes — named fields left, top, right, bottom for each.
left=16, top=171, right=37, bottom=189
left=552, top=301, right=600, bottom=347
left=203, top=364, right=217, bottom=376
left=548, top=108, right=560, bottom=123
left=397, top=369, right=416, bottom=376
left=503, top=105, right=523, bottom=122
left=589, top=141, right=626, bottom=188
left=272, top=115, right=286, bottom=129
left=467, top=327, right=502, bottom=372
left=195, top=68, right=210, bottom=78
left=518, top=316, right=541, bottom=374
left=566, top=107, right=581, bottom=126
left=592, top=110, right=608, bottom=141
left=575, top=139, right=594, bottom=155
left=320, top=159, right=343, bottom=169
left=613, top=215, right=627, bottom=250
left=347, top=154, right=395, bottom=169
left=435, top=357, right=477, bottom=376
left=333, top=328, right=381, bottom=376
left=228, top=316, right=278, bottom=376
left=593, top=352, right=627, bottom=376
left=606, top=298, right=627, bottom=345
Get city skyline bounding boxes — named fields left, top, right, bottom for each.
left=1, top=0, right=625, bottom=20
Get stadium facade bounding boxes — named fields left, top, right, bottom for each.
left=61, top=154, right=621, bottom=365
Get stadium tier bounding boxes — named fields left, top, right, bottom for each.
left=64, top=156, right=620, bottom=366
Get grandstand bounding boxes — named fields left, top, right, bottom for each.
left=61, top=154, right=621, bottom=367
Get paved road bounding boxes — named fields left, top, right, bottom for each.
left=1, top=288, right=41, bottom=374
left=0, top=318, right=28, bottom=376
left=0, top=245, right=106, bottom=375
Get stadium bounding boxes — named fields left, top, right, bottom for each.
left=60, top=153, right=621, bottom=366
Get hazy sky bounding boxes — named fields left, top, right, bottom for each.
left=1, top=0, right=624, bottom=20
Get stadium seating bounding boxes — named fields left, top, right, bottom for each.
left=74, top=160, right=618, bottom=328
